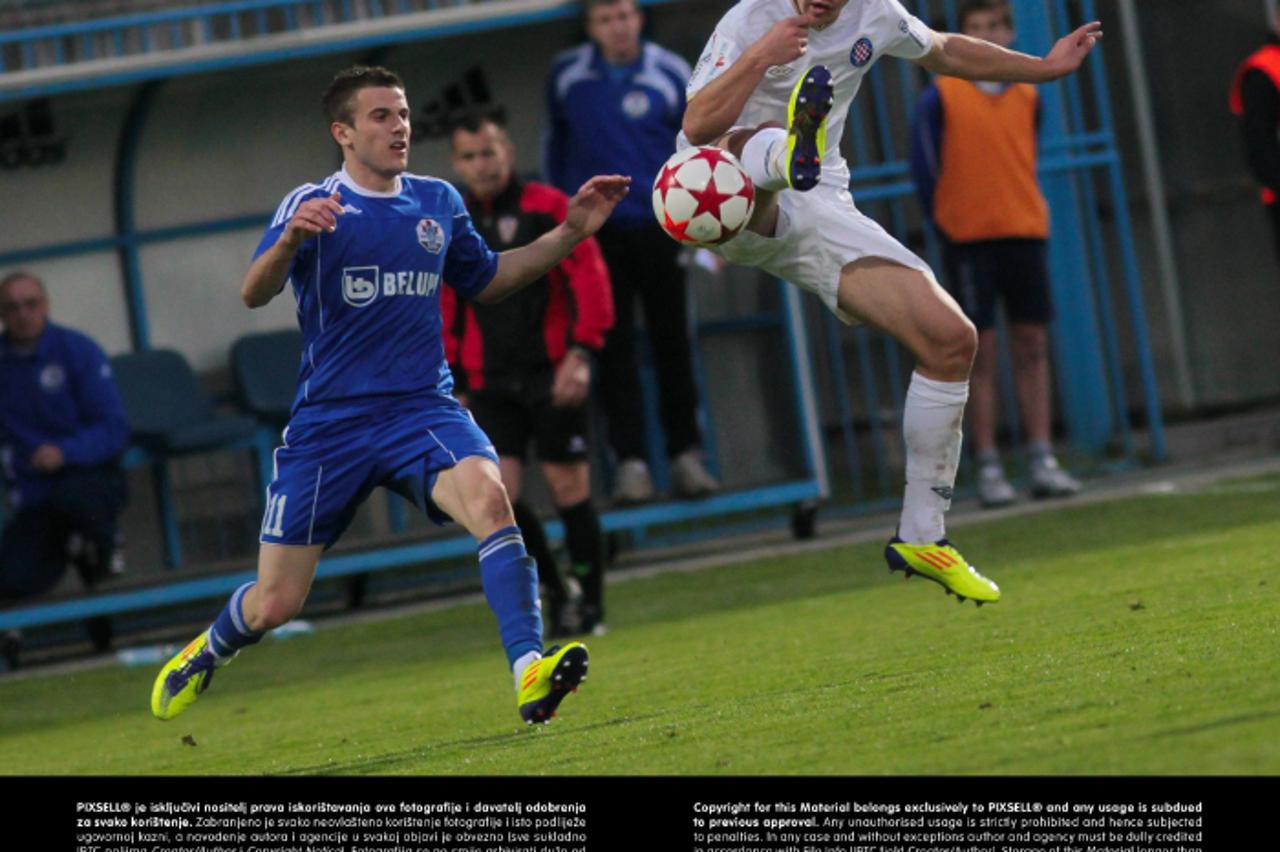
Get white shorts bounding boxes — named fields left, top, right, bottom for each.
left=716, top=184, right=935, bottom=325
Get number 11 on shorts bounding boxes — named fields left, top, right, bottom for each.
left=262, top=492, right=288, bottom=538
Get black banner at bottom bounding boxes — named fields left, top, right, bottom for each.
left=15, top=775, right=1267, bottom=851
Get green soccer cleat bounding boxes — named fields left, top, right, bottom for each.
left=784, top=65, right=835, bottom=191
left=150, top=631, right=231, bottom=720
left=517, top=642, right=589, bottom=725
left=885, top=537, right=1001, bottom=605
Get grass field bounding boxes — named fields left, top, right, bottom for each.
left=2, top=472, right=1278, bottom=776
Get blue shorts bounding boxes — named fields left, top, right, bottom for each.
left=259, top=400, right=498, bottom=549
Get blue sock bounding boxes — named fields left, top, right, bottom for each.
left=478, top=526, right=543, bottom=666
left=208, top=581, right=265, bottom=659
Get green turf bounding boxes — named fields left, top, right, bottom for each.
left=2, top=474, right=1278, bottom=775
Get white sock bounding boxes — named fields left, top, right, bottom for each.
left=898, top=372, right=969, bottom=543
left=740, top=127, right=788, bottom=191
left=512, top=649, right=541, bottom=692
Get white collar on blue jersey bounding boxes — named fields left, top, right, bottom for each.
left=338, top=165, right=403, bottom=198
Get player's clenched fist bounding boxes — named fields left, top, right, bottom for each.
left=750, top=16, right=812, bottom=67
left=284, top=191, right=345, bottom=245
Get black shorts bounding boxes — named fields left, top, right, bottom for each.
left=941, top=238, right=1053, bottom=331
left=467, top=386, right=591, bottom=464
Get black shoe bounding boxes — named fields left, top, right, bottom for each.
left=0, top=631, right=20, bottom=672
left=85, top=617, right=113, bottom=652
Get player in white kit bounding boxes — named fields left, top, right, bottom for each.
left=681, top=0, right=1101, bottom=604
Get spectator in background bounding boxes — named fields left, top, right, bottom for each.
left=445, top=113, right=614, bottom=636
left=544, top=0, right=718, bottom=504
left=1230, top=15, right=1280, bottom=258
left=910, top=0, right=1081, bottom=508
left=0, top=271, right=129, bottom=668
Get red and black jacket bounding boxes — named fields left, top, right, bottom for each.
left=1230, top=39, right=1280, bottom=205
left=442, top=178, right=613, bottom=395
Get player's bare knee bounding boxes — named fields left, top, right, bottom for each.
left=926, top=316, right=978, bottom=379
left=471, top=477, right=514, bottom=532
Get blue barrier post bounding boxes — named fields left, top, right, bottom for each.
left=1014, top=0, right=1113, bottom=453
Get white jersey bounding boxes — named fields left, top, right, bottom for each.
left=684, top=0, right=933, bottom=189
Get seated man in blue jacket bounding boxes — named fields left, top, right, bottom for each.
left=0, top=271, right=130, bottom=667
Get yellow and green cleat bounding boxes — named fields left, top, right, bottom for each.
left=517, top=642, right=589, bottom=725
left=784, top=65, right=835, bottom=191
left=150, top=631, right=230, bottom=720
left=885, top=537, right=1000, bottom=606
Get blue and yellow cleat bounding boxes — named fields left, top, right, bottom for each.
left=150, top=631, right=230, bottom=720
left=885, top=537, right=1000, bottom=606
left=784, top=65, right=835, bottom=191
left=517, top=642, right=589, bottom=725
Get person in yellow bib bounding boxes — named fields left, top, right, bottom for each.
left=910, top=0, right=1082, bottom=509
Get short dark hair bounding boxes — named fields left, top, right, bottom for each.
left=958, top=0, right=1013, bottom=30
left=322, top=66, right=405, bottom=126
left=447, top=111, right=509, bottom=152
left=448, top=110, right=506, bottom=137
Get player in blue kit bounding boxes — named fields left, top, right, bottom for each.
left=150, top=67, right=629, bottom=726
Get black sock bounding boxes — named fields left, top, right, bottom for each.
left=513, top=500, right=566, bottom=603
left=559, top=499, right=605, bottom=619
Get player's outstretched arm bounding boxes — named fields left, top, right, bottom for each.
left=917, top=21, right=1101, bottom=83
left=241, top=192, right=344, bottom=308
left=684, top=16, right=812, bottom=145
left=477, top=176, right=630, bottom=304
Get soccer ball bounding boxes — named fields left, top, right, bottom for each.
left=652, top=146, right=755, bottom=246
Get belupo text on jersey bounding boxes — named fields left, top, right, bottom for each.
left=341, top=266, right=441, bottom=307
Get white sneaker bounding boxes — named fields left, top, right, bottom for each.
left=977, top=464, right=1016, bottom=508
left=671, top=449, right=719, bottom=498
left=1030, top=456, right=1082, bottom=499
left=613, top=458, right=655, bottom=505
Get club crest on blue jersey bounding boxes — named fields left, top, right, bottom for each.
left=851, top=38, right=874, bottom=67
left=39, top=363, right=65, bottom=392
left=342, top=265, right=380, bottom=307
left=416, top=218, right=445, bottom=254
left=622, top=90, right=652, bottom=119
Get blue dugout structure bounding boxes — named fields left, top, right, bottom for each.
left=0, top=0, right=1162, bottom=634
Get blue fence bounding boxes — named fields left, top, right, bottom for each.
left=0, top=0, right=685, bottom=103
left=2, top=1, right=493, bottom=74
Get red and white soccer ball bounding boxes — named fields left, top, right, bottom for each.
left=652, top=146, right=755, bottom=246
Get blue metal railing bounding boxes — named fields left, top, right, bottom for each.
left=0, top=0, right=682, bottom=104
left=0, top=1, right=472, bottom=73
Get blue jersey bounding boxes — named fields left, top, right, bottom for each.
left=254, top=168, right=499, bottom=426
left=0, top=323, right=130, bottom=509
left=544, top=41, right=690, bottom=228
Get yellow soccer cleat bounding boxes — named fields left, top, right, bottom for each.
left=784, top=65, right=835, bottom=191
left=885, top=537, right=1000, bottom=605
left=150, top=631, right=230, bottom=720
left=517, top=642, right=589, bottom=725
